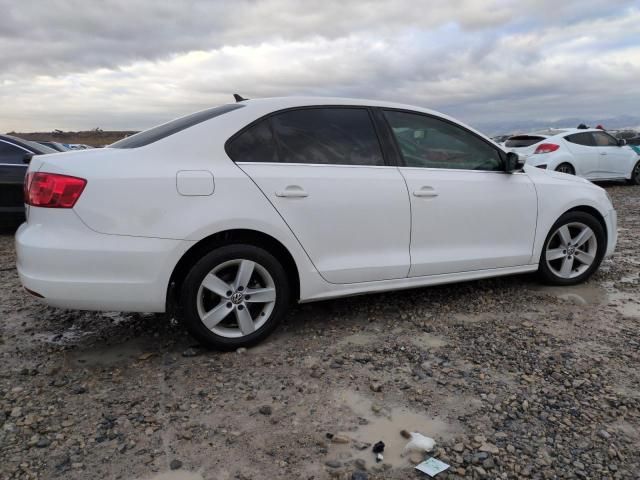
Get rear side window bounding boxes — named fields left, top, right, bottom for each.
left=226, top=120, right=278, bottom=163
left=270, top=108, right=384, bottom=166
left=565, top=132, right=596, bottom=146
left=111, top=104, right=244, bottom=149
left=592, top=131, right=618, bottom=147
left=504, top=136, right=545, bottom=148
left=0, top=141, right=28, bottom=165
left=384, top=110, right=503, bottom=171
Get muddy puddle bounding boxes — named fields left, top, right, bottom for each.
left=328, top=391, right=458, bottom=469
left=64, top=336, right=158, bottom=369
left=136, top=472, right=203, bottom=480
left=410, top=332, right=447, bottom=349
left=530, top=283, right=640, bottom=317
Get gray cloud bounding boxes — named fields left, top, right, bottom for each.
left=1, top=0, right=639, bottom=132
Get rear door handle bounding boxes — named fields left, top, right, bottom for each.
left=413, top=186, right=439, bottom=197
left=276, top=185, right=309, bottom=198
left=600, top=152, right=607, bottom=156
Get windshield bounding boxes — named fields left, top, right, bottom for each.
left=111, top=104, right=244, bottom=148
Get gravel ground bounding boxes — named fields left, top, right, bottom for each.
left=0, top=184, right=638, bottom=480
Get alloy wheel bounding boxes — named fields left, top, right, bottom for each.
left=556, top=164, right=574, bottom=175
left=545, top=222, right=597, bottom=279
left=196, top=259, right=276, bottom=338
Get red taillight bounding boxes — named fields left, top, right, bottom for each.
left=534, top=143, right=560, bottom=154
left=25, top=172, right=87, bottom=208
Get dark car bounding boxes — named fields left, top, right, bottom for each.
left=0, top=134, right=57, bottom=224
left=37, top=141, right=70, bottom=152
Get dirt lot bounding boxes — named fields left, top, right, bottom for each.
left=0, top=184, right=638, bottom=480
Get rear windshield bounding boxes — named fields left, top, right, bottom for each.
left=504, top=135, right=546, bottom=148
left=110, top=104, right=244, bottom=148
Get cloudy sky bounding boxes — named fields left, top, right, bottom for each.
left=1, top=0, right=639, bottom=133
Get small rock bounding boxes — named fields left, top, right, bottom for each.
left=10, top=407, right=22, bottom=418
left=36, top=437, right=51, bottom=448
left=325, top=460, right=342, bottom=468
left=236, top=347, right=247, bottom=354
left=258, top=405, right=272, bottom=416
left=453, top=443, right=465, bottom=453
left=506, top=444, right=515, bottom=454
left=351, top=471, right=368, bottom=480
left=371, top=404, right=382, bottom=413
left=331, top=434, right=350, bottom=444
left=182, top=347, right=200, bottom=357
left=370, top=382, right=382, bottom=392
left=170, top=459, right=183, bottom=470
left=598, top=429, right=611, bottom=440
left=354, top=459, right=366, bottom=470
left=408, top=452, right=424, bottom=464
left=479, top=442, right=499, bottom=454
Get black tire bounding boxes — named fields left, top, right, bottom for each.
left=628, top=160, right=640, bottom=185
left=538, top=211, right=606, bottom=286
left=180, top=244, right=291, bottom=350
left=555, top=163, right=575, bottom=175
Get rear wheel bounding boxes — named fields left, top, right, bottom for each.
left=538, top=211, right=605, bottom=285
left=628, top=160, right=640, bottom=185
left=555, top=163, right=575, bottom=175
left=180, top=244, right=291, bottom=350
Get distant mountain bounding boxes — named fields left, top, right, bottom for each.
left=474, top=115, right=640, bottom=137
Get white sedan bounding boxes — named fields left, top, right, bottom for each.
left=505, top=128, right=640, bottom=183
left=17, top=97, right=617, bottom=349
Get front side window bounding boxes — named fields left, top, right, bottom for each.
left=565, top=132, right=596, bottom=146
left=592, top=131, right=618, bottom=147
left=270, top=108, right=384, bottom=166
left=226, top=119, right=278, bottom=163
left=0, top=141, right=28, bottom=165
left=384, top=111, right=503, bottom=171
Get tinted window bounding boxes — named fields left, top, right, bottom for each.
left=593, top=131, right=618, bottom=147
left=0, top=141, right=28, bottom=165
left=271, top=108, right=384, bottom=166
left=111, top=104, right=244, bottom=149
left=227, top=120, right=278, bottom=163
left=628, top=137, right=640, bottom=146
left=565, top=132, right=596, bottom=146
left=504, top=136, right=545, bottom=148
left=384, top=111, right=503, bottom=171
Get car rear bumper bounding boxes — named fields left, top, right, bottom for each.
left=604, top=208, right=617, bottom=258
left=16, top=209, right=192, bottom=312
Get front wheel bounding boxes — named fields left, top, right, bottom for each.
left=555, top=163, right=575, bottom=175
left=180, top=244, right=291, bottom=350
left=538, top=211, right=606, bottom=285
left=628, top=160, right=640, bottom=185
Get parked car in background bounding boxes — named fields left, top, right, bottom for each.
left=505, top=128, right=640, bottom=184
left=37, top=141, right=70, bottom=152
left=0, top=134, right=57, bottom=224
left=17, top=97, right=617, bottom=349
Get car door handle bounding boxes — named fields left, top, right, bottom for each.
left=413, top=186, right=439, bottom=197
left=600, top=152, right=607, bottom=155
left=275, top=186, right=309, bottom=198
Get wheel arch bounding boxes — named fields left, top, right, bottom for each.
left=167, top=229, right=301, bottom=312
left=561, top=205, right=608, bottom=246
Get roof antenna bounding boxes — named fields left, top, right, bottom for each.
left=233, top=93, right=249, bottom=102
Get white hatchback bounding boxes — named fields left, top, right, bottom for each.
left=17, top=97, right=618, bottom=349
left=505, top=128, right=640, bottom=183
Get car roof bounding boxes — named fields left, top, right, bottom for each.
left=0, top=134, right=57, bottom=154
left=229, top=96, right=492, bottom=142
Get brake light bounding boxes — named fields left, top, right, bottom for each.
left=534, top=143, right=560, bottom=154
left=25, top=172, right=87, bottom=208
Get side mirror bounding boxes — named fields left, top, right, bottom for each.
left=618, top=138, right=627, bottom=147
left=505, top=151, right=525, bottom=172
left=23, top=153, right=34, bottom=164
